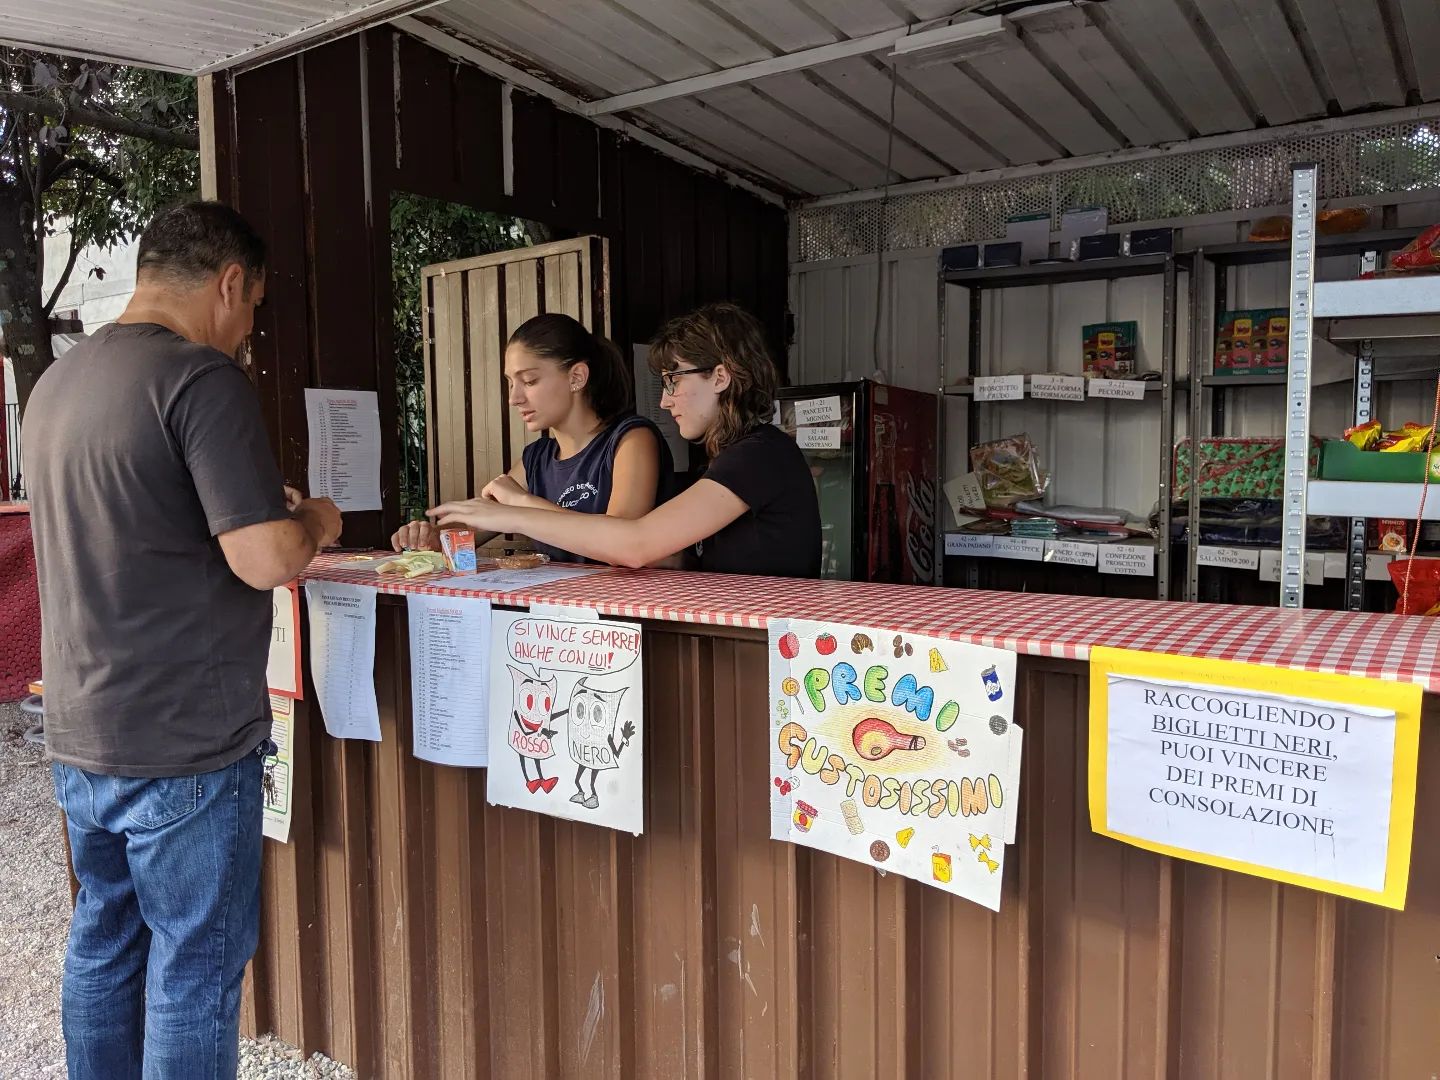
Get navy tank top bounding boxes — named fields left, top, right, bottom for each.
left=521, top=414, right=677, bottom=563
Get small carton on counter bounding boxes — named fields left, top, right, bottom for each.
left=439, top=528, right=477, bottom=572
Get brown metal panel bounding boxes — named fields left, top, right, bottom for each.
left=431, top=763, right=486, bottom=1079
left=629, top=631, right=715, bottom=1079
left=429, top=269, right=469, bottom=506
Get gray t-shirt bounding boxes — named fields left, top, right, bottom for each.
left=23, top=322, right=291, bottom=777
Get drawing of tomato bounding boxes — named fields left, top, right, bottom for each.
left=816, top=633, right=837, bottom=656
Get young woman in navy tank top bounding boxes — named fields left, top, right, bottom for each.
left=428, top=303, right=822, bottom=580
left=391, top=314, right=673, bottom=562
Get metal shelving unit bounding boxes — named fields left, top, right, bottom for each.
left=1280, top=163, right=1440, bottom=609
left=937, top=251, right=1192, bottom=601
left=1184, top=218, right=1434, bottom=606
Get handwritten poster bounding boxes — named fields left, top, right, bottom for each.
left=407, top=593, right=492, bottom=767
left=486, top=607, right=645, bottom=834
left=261, top=693, right=295, bottom=843
left=1089, top=647, right=1422, bottom=909
left=769, top=619, right=1022, bottom=911
left=267, top=585, right=302, bottom=698
left=304, top=580, right=382, bottom=741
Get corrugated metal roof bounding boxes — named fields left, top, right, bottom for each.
left=0, top=0, right=437, bottom=72
left=5, top=0, right=1438, bottom=201
left=418, top=0, right=1440, bottom=199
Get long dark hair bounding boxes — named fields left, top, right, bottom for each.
left=509, top=313, right=632, bottom=424
left=647, top=303, right=777, bottom=456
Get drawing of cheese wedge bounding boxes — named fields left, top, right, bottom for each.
left=928, top=647, right=947, bottom=673
left=895, top=827, right=915, bottom=849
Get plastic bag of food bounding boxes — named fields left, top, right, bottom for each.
left=1248, top=215, right=1291, bottom=242
left=1388, top=559, right=1440, bottom=615
left=1392, top=224, right=1440, bottom=271
left=1344, top=420, right=1381, bottom=450
left=969, top=433, right=1048, bottom=507
left=377, top=551, right=449, bottom=578
left=1318, top=206, right=1371, bottom=235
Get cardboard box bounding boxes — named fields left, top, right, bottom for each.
left=1215, top=308, right=1288, bottom=376
left=1082, top=321, right=1138, bottom=378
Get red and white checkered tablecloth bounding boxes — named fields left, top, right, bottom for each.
left=302, top=552, right=1440, bottom=692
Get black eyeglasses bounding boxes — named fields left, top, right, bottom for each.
left=660, top=366, right=709, bottom=395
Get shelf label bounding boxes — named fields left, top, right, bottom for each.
left=1031, top=374, right=1086, bottom=402
left=943, top=472, right=987, bottom=520
left=974, top=375, right=1025, bottom=401
left=1045, top=540, right=1098, bottom=566
left=796, top=426, right=843, bottom=450
left=793, top=396, right=844, bottom=425
left=1099, top=543, right=1155, bottom=576
left=1259, top=550, right=1324, bottom=585
left=945, top=533, right=995, bottom=557
left=1322, top=552, right=1395, bottom=581
left=1088, top=379, right=1148, bottom=402
left=993, top=536, right=1046, bottom=561
left=1197, top=546, right=1261, bottom=571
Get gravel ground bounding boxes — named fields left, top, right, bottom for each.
left=0, top=701, right=354, bottom=1079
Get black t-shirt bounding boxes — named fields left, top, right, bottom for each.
left=697, top=423, right=821, bottom=579
left=24, top=322, right=291, bottom=777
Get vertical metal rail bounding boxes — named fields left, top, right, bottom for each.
left=1281, top=164, right=1319, bottom=609
left=1157, top=257, right=1178, bottom=601
left=936, top=259, right=948, bottom=585
left=1184, top=252, right=1206, bottom=602
left=1346, top=338, right=1374, bottom=610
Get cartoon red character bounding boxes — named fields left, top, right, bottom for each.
left=508, top=665, right=562, bottom=794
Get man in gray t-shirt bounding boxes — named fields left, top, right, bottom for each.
left=24, top=202, right=341, bottom=1080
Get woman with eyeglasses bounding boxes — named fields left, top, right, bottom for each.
left=428, top=302, right=821, bottom=579
left=391, top=312, right=674, bottom=562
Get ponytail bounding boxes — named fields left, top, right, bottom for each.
left=508, top=313, right=633, bottom=424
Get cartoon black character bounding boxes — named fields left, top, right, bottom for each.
left=507, top=665, right=565, bottom=794
left=565, top=678, right=633, bottom=810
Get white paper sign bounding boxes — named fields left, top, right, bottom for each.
left=1099, top=543, right=1155, bottom=577
left=1102, top=674, right=1398, bottom=892
left=797, top=426, right=844, bottom=450
left=993, top=536, right=1046, bottom=561
left=304, top=389, right=383, bottom=511
left=267, top=585, right=301, bottom=698
left=1030, top=374, right=1086, bottom=402
left=1259, top=550, right=1324, bottom=585
left=943, top=473, right=987, bottom=520
left=261, top=694, right=294, bottom=843
left=973, top=375, right=1025, bottom=402
left=633, top=344, right=690, bottom=470
left=304, top=580, right=381, bottom=741
left=407, top=594, right=493, bottom=767
left=793, top=396, right=845, bottom=425
left=945, top=533, right=994, bottom=557
left=1197, top=546, right=1262, bottom=571
left=1322, top=552, right=1394, bottom=581
left=1045, top=540, right=1098, bottom=567
left=769, top=619, right=1020, bottom=911
left=487, top=609, right=645, bottom=834
left=1087, top=379, right=1148, bottom=401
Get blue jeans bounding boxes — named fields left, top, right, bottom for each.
left=52, top=745, right=267, bottom=1080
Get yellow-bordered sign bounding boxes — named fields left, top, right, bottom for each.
left=1089, top=646, right=1422, bottom=909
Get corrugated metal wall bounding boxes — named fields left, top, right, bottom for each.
left=246, top=605, right=1440, bottom=1078
left=791, top=203, right=1440, bottom=523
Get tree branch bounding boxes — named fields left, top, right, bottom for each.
left=46, top=155, right=124, bottom=194
left=0, top=89, right=199, bottom=150
left=42, top=217, right=85, bottom=320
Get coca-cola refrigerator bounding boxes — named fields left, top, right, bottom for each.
left=774, top=380, right=940, bottom=585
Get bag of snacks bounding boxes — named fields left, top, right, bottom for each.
left=1318, top=206, right=1371, bottom=234
left=1391, top=224, right=1440, bottom=271
left=1248, top=215, right=1291, bottom=242
left=970, top=433, right=1048, bottom=507
left=1388, top=559, right=1440, bottom=615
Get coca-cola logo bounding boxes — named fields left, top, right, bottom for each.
left=903, top=471, right=937, bottom=582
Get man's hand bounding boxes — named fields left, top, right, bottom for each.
left=391, top=520, right=441, bottom=552
left=294, top=497, right=343, bottom=548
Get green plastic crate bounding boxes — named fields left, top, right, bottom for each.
left=1318, top=439, right=1440, bottom=482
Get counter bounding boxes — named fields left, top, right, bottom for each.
left=242, top=553, right=1440, bottom=1078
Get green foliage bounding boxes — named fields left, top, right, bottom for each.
left=390, top=192, right=545, bottom=519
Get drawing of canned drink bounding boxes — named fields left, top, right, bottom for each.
left=841, top=799, right=864, bottom=835
left=981, top=665, right=1003, bottom=701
